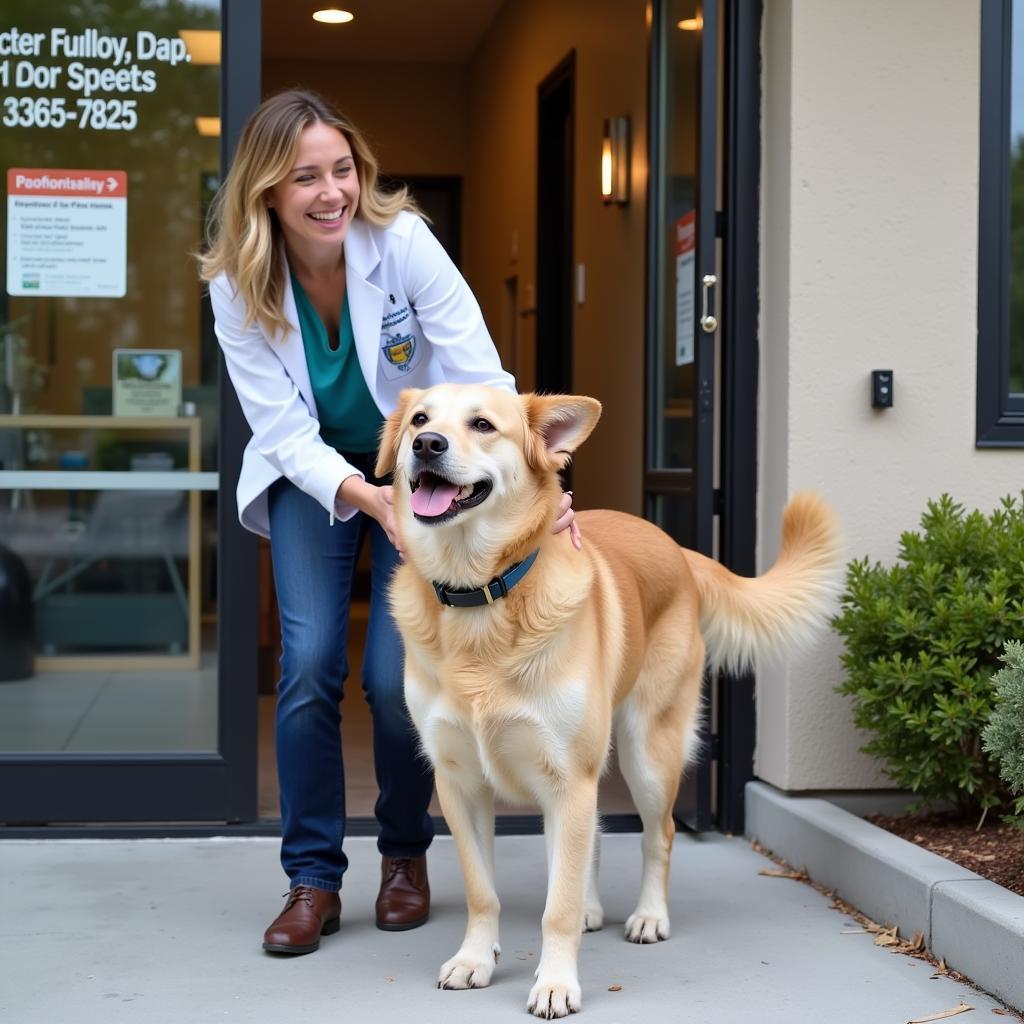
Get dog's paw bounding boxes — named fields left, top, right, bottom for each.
left=527, top=977, right=582, bottom=1019
left=624, top=911, right=670, bottom=943
left=438, top=945, right=500, bottom=990
left=582, top=903, right=604, bottom=932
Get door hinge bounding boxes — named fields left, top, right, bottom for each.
left=715, top=209, right=726, bottom=237
left=713, top=488, right=724, bottom=517
left=710, top=733, right=722, bottom=763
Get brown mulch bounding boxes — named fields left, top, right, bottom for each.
left=865, top=813, right=1024, bottom=899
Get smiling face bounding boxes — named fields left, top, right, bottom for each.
left=398, top=385, right=520, bottom=528
left=376, top=384, right=602, bottom=585
left=265, top=121, right=360, bottom=259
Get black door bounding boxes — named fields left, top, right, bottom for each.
left=645, top=0, right=721, bottom=830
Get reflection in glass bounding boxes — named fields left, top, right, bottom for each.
left=0, top=479, right=217, bottom=753
left=647, top=1, right=702, bottom=549
left=0, top=488, right=190, bottom=655
left=0, top=0, right=221, bottom=755
left=650, top=493, right=695, bottom=550
left=651, top=0, right=701, bottom=471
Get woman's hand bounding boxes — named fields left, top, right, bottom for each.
left=337, top=476, right=404, bottom=557
left=553, top=491, right=582, bottom=551
left=375, top=485, right=402, bottom=556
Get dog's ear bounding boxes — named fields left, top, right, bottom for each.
left=376, top=388, right=423, bottom=478
left=522, top=394, right=603, bottom=471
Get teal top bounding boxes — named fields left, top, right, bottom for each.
left=290, top=271, right=383, bottom=455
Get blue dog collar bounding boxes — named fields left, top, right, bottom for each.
left=432, top=549, right=540, bottom=608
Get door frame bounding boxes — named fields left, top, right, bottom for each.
left=0, top=0, right=262, bottom=827
left=216, top=0, right=263, bottom=824
left=715, top=0, right=762, bottom=837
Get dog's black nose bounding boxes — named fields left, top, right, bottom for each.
left=412, top=432, right=448, bottom=461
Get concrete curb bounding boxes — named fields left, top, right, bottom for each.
left=745, top=780, right=1024, bottom=1012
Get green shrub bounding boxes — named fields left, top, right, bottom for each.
left=982, top=640, right=1024, bottom=823
left=833, top=493, right=1024, bottom=816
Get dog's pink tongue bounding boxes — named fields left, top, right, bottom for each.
left=411, top=480, right=460, bottom=517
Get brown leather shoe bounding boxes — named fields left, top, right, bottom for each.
left=262, top=885, right=341, bottom=954
left=375, top=855, right=430, bottom=931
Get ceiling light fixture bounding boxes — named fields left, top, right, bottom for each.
left=194, top=117, right=221, bottom=137
left=312, top=9, right=354, bottom=24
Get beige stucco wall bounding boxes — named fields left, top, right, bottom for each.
left=464, top=0, right=649, bottom=516
left=757, top=0, right=1022, bottom=789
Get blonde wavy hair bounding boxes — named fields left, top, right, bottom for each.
left=198, top=89, right=418, bottom=338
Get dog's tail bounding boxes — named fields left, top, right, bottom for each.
left=682, top=491, right=842, bottom=674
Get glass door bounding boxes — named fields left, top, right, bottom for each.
left=0, top=0, right=258, bottom=824
left=646, top=0, right=720, bottom=829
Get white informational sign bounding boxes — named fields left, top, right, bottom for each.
left=113, top=348, right=182, bottom=417
left=674, top=210, right=696, bottom=367
left=7, top=167, right=127, bottom=297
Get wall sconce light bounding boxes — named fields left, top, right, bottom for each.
left=601, top=116, right=630, bottom=205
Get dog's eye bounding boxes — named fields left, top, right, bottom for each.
left=411, top=412, right=428, bottom=427
left=472, top=417, right=495, bottom=433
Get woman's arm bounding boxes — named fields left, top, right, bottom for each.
left=210, top=274, right=364, bottom=521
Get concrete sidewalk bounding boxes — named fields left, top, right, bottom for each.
left=0, top=832, right=1011, bottom=1023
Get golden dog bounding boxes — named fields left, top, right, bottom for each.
left=375, top=384, right=841, bottom=1018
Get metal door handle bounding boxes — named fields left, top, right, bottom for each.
left=700, top=274, right=718, bottom=333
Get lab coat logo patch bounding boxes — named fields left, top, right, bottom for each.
left=381, top=332, right=416, bottom=372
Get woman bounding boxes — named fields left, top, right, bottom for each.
left=199, top=90, right=578, bottom=955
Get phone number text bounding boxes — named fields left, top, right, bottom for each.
left=3, top=95, right=138, bottom=130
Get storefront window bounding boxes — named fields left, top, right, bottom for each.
left=0, top=1, right=221, bottom=752
left=977, top=0, right=1024, bottom=443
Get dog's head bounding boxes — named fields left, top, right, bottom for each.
left=376, top=384, right=601, bottom=581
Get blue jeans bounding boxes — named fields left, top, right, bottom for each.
left=267, top=468, right=434, bottom=892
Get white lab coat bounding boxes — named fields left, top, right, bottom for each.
left=210, top=210, right=515, bottom=538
